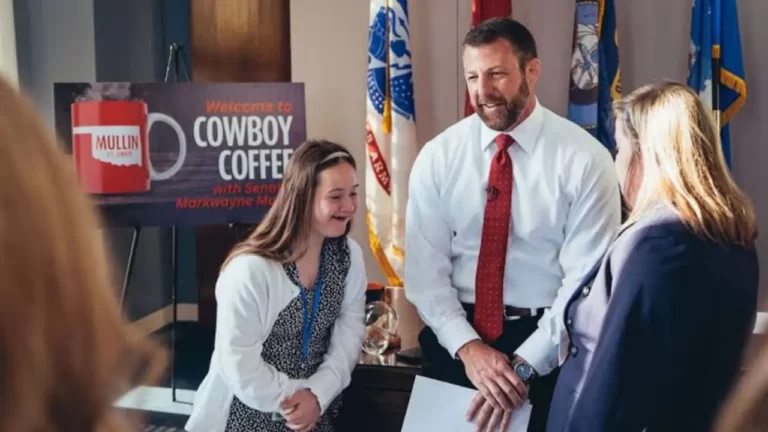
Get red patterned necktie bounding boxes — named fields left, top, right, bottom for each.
left=474, top=134, right=514, bottom=341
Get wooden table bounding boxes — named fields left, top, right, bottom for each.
left=337, top=350, right=421, bottom=432
left=334, top=286, right=425, bottom=431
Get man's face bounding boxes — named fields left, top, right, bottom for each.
left=462, top=39, right=538, bottom=131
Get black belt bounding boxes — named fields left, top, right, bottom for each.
left=462, top=303, right=547, bottom=321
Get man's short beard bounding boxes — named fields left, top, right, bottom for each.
left=476, top=79, right=530, bottom=132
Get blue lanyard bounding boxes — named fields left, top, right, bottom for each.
left=299, top=257, right=324, bottom=362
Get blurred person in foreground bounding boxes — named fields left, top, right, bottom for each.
left=547, top=80, right=759, bottom=431
left=714, top=338, right=768, bottom=431
left=0, top=75, right=166, bottom=432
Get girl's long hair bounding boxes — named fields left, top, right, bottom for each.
left=221, top=139, right=355, bottom=268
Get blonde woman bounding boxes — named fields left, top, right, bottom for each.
left=0, top=75, right=165, bottom=431
left=546, top=81, right=758, bottom=431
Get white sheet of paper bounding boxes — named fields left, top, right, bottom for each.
left=401, top=376, right=532, bottom=432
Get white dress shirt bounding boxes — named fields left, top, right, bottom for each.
left=404, top=98, right=620, bottom=376
left=185, top=238, right=367, bottom=432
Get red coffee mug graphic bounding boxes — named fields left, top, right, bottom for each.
left=71, top=100, right=187, bottom=195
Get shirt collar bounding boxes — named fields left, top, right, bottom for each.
left=479, top=97, right=543, bottom=154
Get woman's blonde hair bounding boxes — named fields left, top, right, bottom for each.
left=613, top=80, right=757, bottom=246
left=0, top=76, right=165, bottom=431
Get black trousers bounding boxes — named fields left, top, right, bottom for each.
left=418, top=304, right=559, bottom=432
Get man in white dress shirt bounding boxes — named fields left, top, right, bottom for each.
left=404, top=18, right=621, bottom=431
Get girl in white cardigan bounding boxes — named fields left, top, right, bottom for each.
left=186, top=140, right=367, bottom=432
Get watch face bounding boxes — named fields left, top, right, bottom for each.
left=515, top=362, right=534, bottom=381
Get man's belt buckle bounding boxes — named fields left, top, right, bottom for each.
left=503, top=307, right=539, bottom=321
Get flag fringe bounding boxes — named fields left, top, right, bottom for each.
left=366, top=211, right=403, bottom=287
left=720, top=68, right=747, bottom=126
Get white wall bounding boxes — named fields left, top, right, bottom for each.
left=290, top=0, right=374, bottom=279
left=0, top=0, right=18, bottom=86
left=291, top=0, right=467, bottom=284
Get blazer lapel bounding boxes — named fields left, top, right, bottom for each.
left=563, top=255, right=604, bottom=321
left=562, top=219, right=639, bottom=319
left=561, top=215, right=643, bottom=324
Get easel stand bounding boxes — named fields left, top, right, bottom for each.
left=120, top=225, right=180, bottom=402
left=119, top=43, right=251, bottom=404
left=119, top=226, right=140, bottom=308
left=120, top=43, right=190, bottom=403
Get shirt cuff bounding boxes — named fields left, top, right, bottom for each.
left=303, top=376, right=335, bottom=414
left=292, top=378, right=335, bottom=415
left=436, top=316, right=481, bottom=359
left=514, top=327, right=560, bottom=376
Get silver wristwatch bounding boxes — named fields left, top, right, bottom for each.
left=512, top=357, right=538, bottom=384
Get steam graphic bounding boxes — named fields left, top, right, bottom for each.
left=75, top=82, right=132, bottom=102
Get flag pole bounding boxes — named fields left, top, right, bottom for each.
left=712, top=0, right=721, bottom=130
left=712, top=47, right=721, bottom=130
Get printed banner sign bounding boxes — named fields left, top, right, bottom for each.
left=53, top=82, right=305, bottom=227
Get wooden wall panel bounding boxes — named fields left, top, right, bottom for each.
left=191, top=0, right=290, bottom=82
left=190, top=0, right=291, bottom=327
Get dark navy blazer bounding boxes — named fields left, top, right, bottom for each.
left=546, top=206, right=759, bottom=432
